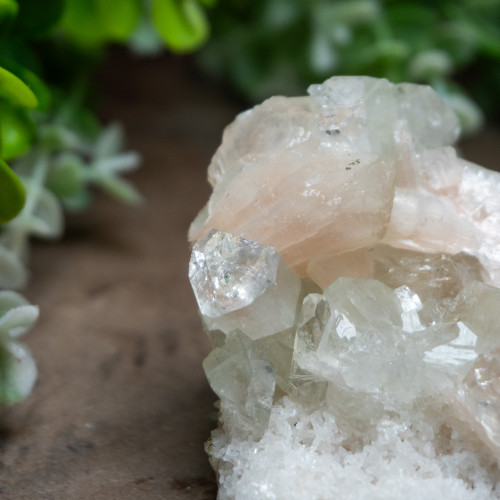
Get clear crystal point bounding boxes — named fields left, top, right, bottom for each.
left=189, top=230, right=280, bottom=318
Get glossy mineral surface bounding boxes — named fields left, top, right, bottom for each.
left=189, top=77, right=500, bottom=499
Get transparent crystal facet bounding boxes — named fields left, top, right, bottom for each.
left=458, top=350, right=500, bottom=456
left=189, top=230, right=280, bottom=318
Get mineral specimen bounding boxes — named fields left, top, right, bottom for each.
left=189, top=77, right=500, bottom=499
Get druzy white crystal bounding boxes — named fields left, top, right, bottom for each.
left=189, top=76, right=500, bottom=499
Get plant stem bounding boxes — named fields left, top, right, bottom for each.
left=8, top=152, right=49, bottom=259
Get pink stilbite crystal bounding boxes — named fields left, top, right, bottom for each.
left=189, top=77, right=500, bottom=499
left=189, top=77, right=500, bottom=285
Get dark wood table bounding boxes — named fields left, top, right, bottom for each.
left=0, top=50, right=497, bottom=499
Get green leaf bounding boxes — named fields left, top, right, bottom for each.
left=0, top=291, right=30, bottom=316
left=0, top=246, right=26, bottom=289
left=0, top=106, right=34, bottom=160
left=1, top=62, right=52, bottom=112
left=60, top=0, right=141, bottom=46
left=0, top=304, right=39, bottom=338
left=97, top=0, right=141, bottom=42
left=94, top=123, right=124, bottom=159
left=0, top=66, right=38, bottom=108
left=152, top=0, right=209, bottom=52
left=95, top=175, right=142, bottom=205
left=17, top=178, right=63, bottom=238
left=0, top=158, right=25, bottom=224
left=0, top=0, right=18, bottom=23
left=61, top=188, right=91, bottom=212
left=46, top=154, right=85, bottom=198
left=59, top=0, right=105, bottom=47
left=0, top=341, right=36, bottom=404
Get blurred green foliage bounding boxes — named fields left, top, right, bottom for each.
left=0, top=0, right=215, bottom=278
left=199, top=0, right=500, bottom=133
left=0, top=158, right=24, bottom=224
left=152, top=0, right=209, bottom=52
left=0, top=0, right=213, bottom=225
left=0, top=0, right=212, bottom=405
left=0, top=66, right=36, bottom=222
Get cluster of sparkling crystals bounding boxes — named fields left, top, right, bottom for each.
left=189, top=77, right=500, bottom=498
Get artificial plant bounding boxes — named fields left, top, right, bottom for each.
left=0, top=0, right=213, bottom=404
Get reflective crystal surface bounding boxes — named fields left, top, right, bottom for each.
left=189, top=230, right=280, bottom=318
left=189, top=77, right=500, bottom=499
left=458, top=351, right=500, bottom=457
left=308, top=245, right=485, bottom=299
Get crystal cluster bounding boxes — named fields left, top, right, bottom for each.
left=189, top=77, right=500, bottom=499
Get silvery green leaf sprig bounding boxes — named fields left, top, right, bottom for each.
left=0, top=114, right=141, bottom=291
left=0, top=111, right=140, bottom=404
left=42, top=121, right=142, bottom=211
left=0, top=0, right=213, bottom=407
left=0, top=291, right=38, bottom=404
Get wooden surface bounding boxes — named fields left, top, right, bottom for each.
left=0, top=51, right=498, bottom=499
left=0, top=52, right=241, bottom=500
